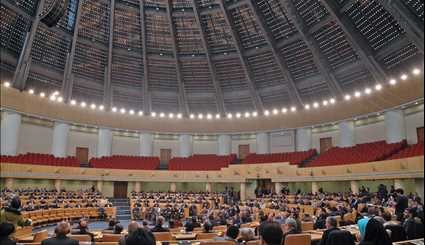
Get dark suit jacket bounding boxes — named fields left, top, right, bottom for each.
left=319, top=227, right=339, bottom=245
left=151, top=225, right=169, bottom=233
left=41, top=235, right=79, bottom=245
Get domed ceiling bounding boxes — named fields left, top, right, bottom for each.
left=0, top=0, right=423, bottom=115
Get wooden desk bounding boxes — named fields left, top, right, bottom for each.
left=173, top=233, right=197, bottom=240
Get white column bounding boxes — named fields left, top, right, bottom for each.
left=179, top=134, right=193, bottom=157
left=1, top=112, right=22, bottom=156
left=97, top=180, right=103, bottom=192
left=240, top=182, right=246, bottom=201
left=139, top=133, right=154, bottom=157
left=296, top=128, right=312, bottom=151
left=5, top=178, right=14, bottom=189
left=206, top=183, right=212, bottom=193
left=394, top=179, right=405, bottom=191
left=312, top=181, right=319, bottom=194
left=170, top=183, right=177, bottom=192
left=350, top=180, right=359, bottom=194
left=134, top=182, right=141, bottom=193
left=97, top=128, right=112, bottom=157
left=385, top=110, right=406, bottom=143
left=275, top=182, right=283, bottom=194
left=51, top=122, right=70, bottom=157
left=339, top=120, right=355, bottom=147
left=256, top=132, right=270, bottom=154
left=54, top=179, right=62, bottom=192
left=218, top=135, right=232, bottom=156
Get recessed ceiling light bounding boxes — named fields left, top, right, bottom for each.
left=235, top=113, right=241, bottom=118
left=138, top=111, right=143, bottom=116
left=177, top=113, right=182, bottom=119
left=389, top=79, right=397, bottom=85
left=244, top=112, right=251, bottom=118
left=330, top=98, right=336, bottom=104
left=364, top=88, right=372, bottom=94
left=40, top=92, right=46, bottom=98
left=169, top=113, right=174, bottom=118
left=291, top=106, right=296, bottom=112
left=400, top=74, right=408, bottom=80
left=112, top=107, right=117, bottom=112
left=28, top=89, right=34, bottom=94
left=215, top=114, right=221, bottom=119
left=227, top=113, right=233, bottom=119
left=375, top=84, right=382, bottom=91
left=120, top=108, right=126, bottom=114
left=90, top=104, right=96, bottom=110
left=313, top=102, right=319, bottom=108
left=344, top=94, right=351, bottom=101
left=49, top=95, right=56, bottom=101
left=53, top=91, right=60, bottom=96
left=323, top=100, right=328, bottom=106
left=80, top=102, right=87, bottom=108
left=354, top=91, right=361, bottom=98
left=305, top=104, right=310, bottom=110
left=207, top=114, right=212, bottom=120
left=129, top=110, right=135, bottom=115
left=190, top=114, right=195, bottom=119
left=3, top=82, right=10, bottom=87
left=272, top=109, right=279, bottom=115
left=151, top=112, right=157, bottom=117
left=99, top=105, right=105, bottom=111
left=57, top=97, right=63, bottom=103
left=264, top=110, right=270, bottom=116
left=281, top=108, right=288, bottom=113
left=413, top=68, right=421, bottom=76
left=70, top=100, right=77, bottom=106
left=198, top=114, right=204, bottom=119
left=252, top=111, right=258, bottom=117
left=159, top=112, right=165, bottom=118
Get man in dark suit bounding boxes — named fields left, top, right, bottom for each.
left=41, top=222, right=79, bottom=245
left=151, top=216, right=169, bottom=233
left=395, top=189, right=409, bottom=221
left=282, top=218, right=300, bottom=245
left=319, top=216, right=339, bottom=245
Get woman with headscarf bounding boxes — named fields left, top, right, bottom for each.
left=359, top=218, right=392, bottom=245
left=0, top=197, right=29, bottom=228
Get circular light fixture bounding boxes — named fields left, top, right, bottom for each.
left=120, top=108, right=126, bottom=114
left=169, top=113, right=174, bottom=118
left=159, top=112, right=165, bottom=118
left=49, top=95, right=56, bottom=101
left=151, top=112, right=157, bottom=117
left=28, top=89, right=35, bottom=94
left=330, top=98, right=336, bottom=104
left=272, top=109, right=279, bottom=115
left=40, top=92, right=46, bottom=98
left=305, top=104, right=310, bottom=110
left=313, top=102, right=319, bottom=108
left=129, top=110, right=135, bottom=115
left=177, top=113, right=182, bottom=119
left=412, top=68, right=421, bottom=76
left=99, top=105, right=105, bottom=111
left=138, top=111, right=144, bottom=116
left=354, top=91, right=361, bottom=98
left=3, top=82, right=10, bottom=87
left=70, top=100, right=77, bottom=106
left=227, top=113, right=233, bottom=119
left=80, top=102, right=87, bottom=108
left=53, top=91, right=60, bottom=96
left=207, top=114, right=212, bottom=120
left=198, top=114, right=204, bottom=119
left=281, top=108, right=288, bottom=113
left=389, top=79, right=397, bottom=85
left=290, top=106, right=296, bottom=112
left=90, top=104, right=96, bottom=110
left=215, top=114, right=221, bottom=119
left=190, top=114, right=195, bottom=119
left=375, top=84, right=382, bottom=91
left=344, top=94, right=351, bottom=101
left=322, top=100, right=328, bottom=106
left=252, top=111, right=258, bottom=117
left=364, top=88, right=372, bottom=95
left=57, top=96, right=63, bottom=103
left=244, top=112, right=251, bottom=118
left=264, top=110, right=270, bottom=116
left=236, top=113, right=242, bottom=118
left=400, top=74, right=408, bottom=80
left=112, top=107, right=118, bottom=112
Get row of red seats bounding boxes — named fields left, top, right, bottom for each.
left=243, top=149, right=317, bottom=165
left=89, top=155, right=160, bottom=170
left=307, top=140, right=407, bottom=167
left=169, top=154, right=237, bottom=171
left=0, top=153, right=80, bottom=167
left=389, top=141, right=424, bottom=160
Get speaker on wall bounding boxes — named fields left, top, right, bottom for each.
left=40, top=0, right=70, bottom=27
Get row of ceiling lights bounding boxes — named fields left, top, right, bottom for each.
left=2, top=67, right=422, bottom=120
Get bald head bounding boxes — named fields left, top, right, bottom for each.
left=128, top=221, right=140, bottom=234
left=55, top=222, right=71, bottom=236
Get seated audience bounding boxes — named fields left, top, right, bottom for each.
left=151, top=216, right=169, bottom=232
left=103, top=219, right=119, bottom=233
left=0, top=197, right=28, bottom=228
left=203, top=221, right=214, bottom=233
left=119, top=221, right=139, bottom=245
left=114, top=223, right=124, bottom=234
left=214, top=225, right=239, bottom=243
left=238, top=228, right=256, bottom=244
left=41, top=222, right=79, bottom=245
left=72, top=219, right=94, bottom=242
left=403, top=207, right=424, bottom=240
left=282, top=218, right=300, bottom=245
left=0, top=222, right=16, bottom=245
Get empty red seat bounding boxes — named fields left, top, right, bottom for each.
left=168, top=154, right=236, bottom=171
left=0, top=153, right=80, bottom=167
left=242, top=150, right=317, bottom=166
left=89, top=155, right=160, bottom=170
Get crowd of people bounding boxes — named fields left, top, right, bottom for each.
left=0, top=184, right=424, bottom=245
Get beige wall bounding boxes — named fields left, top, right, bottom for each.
left=18, top=123, right=52, bottom=155
left=112, top=135, right=139, bottom=156
left=355, top=119, right=386, bottom=144
left=405, top=110, right=424, bottom=144
left=193, top=140, right=218, bottom=155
